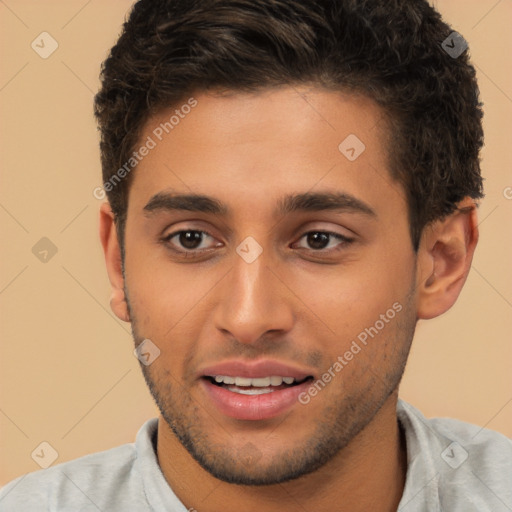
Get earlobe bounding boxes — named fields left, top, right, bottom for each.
left=416, top=198, right=479, bottom=320
left=109, top=292, right=130, bottom=323
left=99, top=202, right=131, bottom=323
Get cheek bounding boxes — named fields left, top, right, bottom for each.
left=284, top=251, right=413, bottom=343
left=124, top=248, right=220, bottom=340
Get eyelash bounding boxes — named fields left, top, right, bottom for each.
left=161, top=229, right=354, bottom=257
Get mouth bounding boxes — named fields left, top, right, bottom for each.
left=199, top=361, right=315, bottom=421
left=204, top=375, right=313, bottom=395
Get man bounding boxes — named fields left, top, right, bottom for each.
left=1, top=0, right=510, bottom=510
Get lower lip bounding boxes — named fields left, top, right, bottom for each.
left=201, top=378, right=312, bottom=421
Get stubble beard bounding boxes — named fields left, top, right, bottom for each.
left=125, top=284, right=416, bottom=486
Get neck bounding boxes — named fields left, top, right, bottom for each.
left=157, top=394, right=407, bottom=512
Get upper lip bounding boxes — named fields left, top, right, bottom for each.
left=199, top=359, right=314, bottom=380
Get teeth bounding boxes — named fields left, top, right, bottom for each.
left=235, top=377, right=252, bottom=386
left=251, top=377, right=271, bottom=387
left=225, top=386, right=275, bottom=395
left=211, top=375, right=297, bottom=387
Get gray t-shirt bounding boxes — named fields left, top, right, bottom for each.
left=1, top=399, right=511, bottom=511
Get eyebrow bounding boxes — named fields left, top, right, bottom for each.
left=143, top=190, right=377, bottom=218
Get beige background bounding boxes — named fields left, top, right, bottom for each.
left=0, top=0, right=511, bottom=487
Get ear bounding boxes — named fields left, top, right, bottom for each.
left=99, top=202, right=130, bottom=322
left=416, top=197, right=479, bottom=320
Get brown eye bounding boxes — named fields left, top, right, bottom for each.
left=177, top=231, right=205, bottom=249
left=295, top=231, right=354, bottom=252
left=163, top=230, right=219, bottom=253
left=306, top=232, right=330, bottom=250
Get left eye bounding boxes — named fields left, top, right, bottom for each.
left=163, top=230, right=219, bottom=252
left=294, top=231, right=353, bottom=252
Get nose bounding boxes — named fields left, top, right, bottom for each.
left=212, top=245, right=295, bottom=345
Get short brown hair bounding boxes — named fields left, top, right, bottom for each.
left=94, top=0, right=484, bottom=253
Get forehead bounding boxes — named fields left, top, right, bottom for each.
left=127, top=86, right=405, bottom=220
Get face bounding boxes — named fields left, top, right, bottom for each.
left=122, top=87, right=418, bottom=485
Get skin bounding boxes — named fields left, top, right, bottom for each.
left=100, top=87, right=478, bottom=512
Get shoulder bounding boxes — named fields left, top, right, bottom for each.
left=0, top=419, right=158, bottom=512
left=397, top=400, right=512, bottom=511
left=429, top=413, right=512, bottom=463
left=398, top=399, right=512, bottom=464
